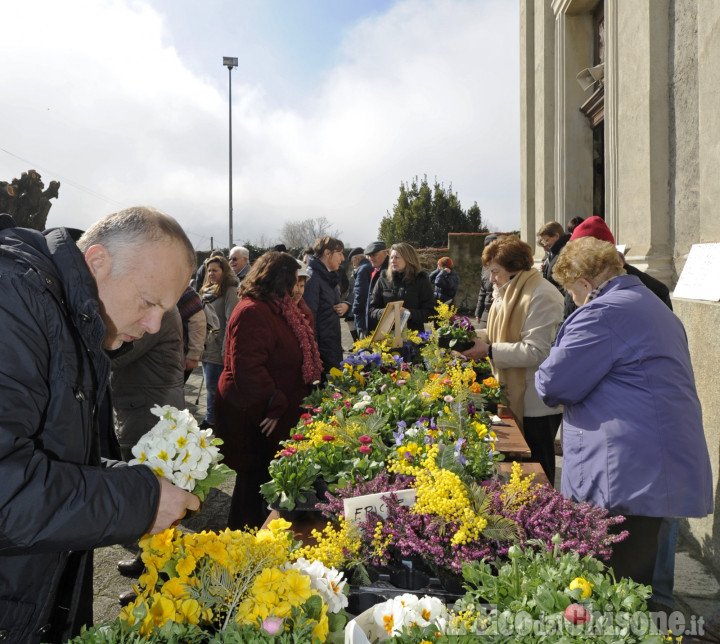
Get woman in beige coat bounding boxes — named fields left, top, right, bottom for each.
left=462, top=235, right=564, bottom=484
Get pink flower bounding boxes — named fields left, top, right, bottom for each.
left=358, top=435, right=373, bottom=444
left=313, top=407, right=322, bottom=413
left=344, top=400, right=352, bottom=409
left=300, top=413, right=312, bottom=420
left=397, top=379, right=406, bottom=386
left=285, top=446, right=297, bottom=454
left=444, top=395, right=455, bottom=403
left=322, top=435, right=336, bottom=442
left=365, top=407, right=376, bottom=415
left=292, top=433, right=305, bottom=441
left=332, top=392, right=343, bottom=399
left=280, top=450, right=293, bottom=457
left=381, top=384, right=387, bottom=392
left=262, top=616, right=284, bottom=635
left=359, top=445, right=372, bottom=455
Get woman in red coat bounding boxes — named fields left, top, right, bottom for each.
left=215, top=252, right=322, bottom=529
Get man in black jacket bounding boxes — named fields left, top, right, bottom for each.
left=0, top=207, right=200, bottom=643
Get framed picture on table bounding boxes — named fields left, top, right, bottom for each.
left=370, top=300, right=409, bottom=347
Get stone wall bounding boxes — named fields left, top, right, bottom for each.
left=418, top=233, right=506, bottom=316
left=672, top=298, right=720, bottom=578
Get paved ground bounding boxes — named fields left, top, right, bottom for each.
left=92, top=334, right=720, bottom=639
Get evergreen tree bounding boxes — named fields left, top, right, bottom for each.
left=379, top=176, right=487, bottom=247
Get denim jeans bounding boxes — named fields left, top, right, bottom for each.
left=652, top=517, right=680, bottom=607
left=202, top=361, right=223, bottom=425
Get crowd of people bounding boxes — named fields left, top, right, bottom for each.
left=0, top=206, right=713, bottom=641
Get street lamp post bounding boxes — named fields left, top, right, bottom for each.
left=223, top=56, right=238, bottom=251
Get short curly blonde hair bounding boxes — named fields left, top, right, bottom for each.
left=552, top=237, right=625, bottom=288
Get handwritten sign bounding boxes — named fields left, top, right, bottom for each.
left=673, top=243, right=720, bottom=302
left=343, top=489, right=416, bottom=525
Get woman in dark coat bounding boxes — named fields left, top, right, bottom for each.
left=303, top=236, right=349, bottom=375
left=369, top=242, right=434, bottom=333
left=215, top=252, right=322, bottom=529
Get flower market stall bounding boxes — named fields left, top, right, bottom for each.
left=70, top=305, right=675, bottom=642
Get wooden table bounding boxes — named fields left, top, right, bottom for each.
left=491, top=417, right=532, bottom=460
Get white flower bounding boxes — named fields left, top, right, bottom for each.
left=282, top=558, right=348, bottom=613
left=128, top=405, right=224, bottom=494
left=415, top=596, right=448, bottom=627
left=373, top=595, right=447, bottom=636
left=373, top=599, right=410, bottom=637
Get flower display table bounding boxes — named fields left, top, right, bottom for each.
left=490, top=417, right=532, bottom=460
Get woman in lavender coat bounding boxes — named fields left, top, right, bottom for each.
left=535, top=237, right=713, bottom=588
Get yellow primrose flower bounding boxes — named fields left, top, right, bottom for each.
left=283, top=569, right=313, bottom=605
left=312, top=604, right=329, bottom=640
left=569, top=577, right=594, bottom=598
left=139, top=565, right=159, bottom=592
left=253, top=567, right=285, bottom=594
left=160, top=576, right=188, bottom=599
left=176, top=598, right=203, bottom=624
left=147, top=594, right=176, bottom=626
left=176, top=553, right=197, bottom=577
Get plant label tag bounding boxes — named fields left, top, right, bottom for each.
left=344, top=489, right=416, bottom=525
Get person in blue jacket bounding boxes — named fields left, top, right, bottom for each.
left=535, top=236, right=713, bottom=589
left=428, top=256, right=460, bottom=304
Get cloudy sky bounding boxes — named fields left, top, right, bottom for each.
left=1, top=0, right=519, bottom=250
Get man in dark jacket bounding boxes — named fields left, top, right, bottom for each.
left=0, top=208, right=200, bottom=643
left=562, top=216, right=672, bottom=319
left=356, top=241, right=389, bottom=336
left=537, top=221, right=570, bottom=292
left=351, top=250, right=372, bottom=338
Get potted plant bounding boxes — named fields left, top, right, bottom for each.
left=435, top=315, right=477, bottom=352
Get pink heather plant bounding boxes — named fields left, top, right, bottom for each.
left=320, top=475, right=628, bottom=576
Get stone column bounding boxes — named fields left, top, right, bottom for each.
left=613, top=0, right=673, bottom=281
left=521, top=0, right=556, bottom=257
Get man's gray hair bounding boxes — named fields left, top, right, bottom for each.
left=230, top=246, right=249, bottom=259
left=77, top=206, right=196, bottom=276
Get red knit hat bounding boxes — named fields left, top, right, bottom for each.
left=569, top=216, right=615, bottom=244
left=438, top=256, right=453, bottom=269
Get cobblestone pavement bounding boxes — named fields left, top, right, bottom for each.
left=92, top=335, right=720, bottom=637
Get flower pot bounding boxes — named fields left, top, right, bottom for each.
left=347, top=591, right=387, bottom=616
left=438, top=336, right=474, bottom=352
left=389, top=568, right=429, bottom=590
left=436, top=567, right=465, bottom=595
left=483, top=401, right=498, bottom=415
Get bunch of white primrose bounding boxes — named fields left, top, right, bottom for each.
left=128, top=405, right=235, bottom=501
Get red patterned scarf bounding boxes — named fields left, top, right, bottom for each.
left=276, top=295, right=323, bottom=384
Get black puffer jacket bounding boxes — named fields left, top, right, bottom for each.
left=369, top=270, right=434, bottom=333
left=0, top=222, right=159, bottom=643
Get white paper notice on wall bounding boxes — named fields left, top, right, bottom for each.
left=343, top=489, right=416, bottom=525
left=673, top=243, right=720, bottom=301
